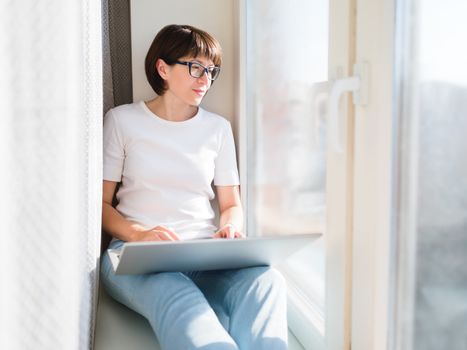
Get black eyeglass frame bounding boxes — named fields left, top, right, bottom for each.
left=173, top=60, right=221, bottom=81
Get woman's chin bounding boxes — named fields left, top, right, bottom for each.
left=190, top=98, right=204, bottom=106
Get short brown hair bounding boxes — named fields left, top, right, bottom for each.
left=145, top=24, right=222, bottom=96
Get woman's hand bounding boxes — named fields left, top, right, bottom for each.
left=213, top=223, right=244, bottom=239
left=131, top=225, right=180, bottom=242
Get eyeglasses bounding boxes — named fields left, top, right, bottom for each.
left=174, top=61, right=221, bottom=81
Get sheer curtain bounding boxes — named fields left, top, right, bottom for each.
left=0, top=1, right=102, bottom=349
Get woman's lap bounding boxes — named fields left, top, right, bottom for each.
left=100, top=240, right=288, bottom=350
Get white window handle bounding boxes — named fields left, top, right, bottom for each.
left=328, top=62, right=369, bottom=153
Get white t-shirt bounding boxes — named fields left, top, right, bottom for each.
left=103, top=101, right=240, bottom=240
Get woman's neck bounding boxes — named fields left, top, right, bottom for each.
left=146, top=95, right=198, bottom=122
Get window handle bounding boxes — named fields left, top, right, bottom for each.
left=328, top=62, right=369, bottom=153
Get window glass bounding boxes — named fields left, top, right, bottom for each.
left=394, top=1, right=467, bottom=348
left=245, top=0, right=329, bottom=306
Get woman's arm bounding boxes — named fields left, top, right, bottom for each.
left=214, top=185, right=244, bottom=238
left=102, top=180, right=179, bottom=242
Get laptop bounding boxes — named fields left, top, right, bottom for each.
left=107, top=233, right=321, bottom=275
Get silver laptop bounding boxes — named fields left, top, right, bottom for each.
left=107, top=233, right=321, bottom=275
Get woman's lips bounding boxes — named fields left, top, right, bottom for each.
left=193, top=89, right=206, bottom=97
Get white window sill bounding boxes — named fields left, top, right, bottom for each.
left=280, top=266, right=325, bottom=350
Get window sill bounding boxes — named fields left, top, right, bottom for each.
left=280, top=267, right=325, bottom=350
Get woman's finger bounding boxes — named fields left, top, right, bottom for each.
left=152, top=230, right=174, bottom=241
left=213, top=230, right=227, bottom=239
left=153, top=226, right=180, bottom=240
left=226, top=227, right=234, bottom=239
left=213, top=230, right=244, bottom=239
left=221, top=228, right=234, bottom=239
left=162, top=229, right=180, bottom=240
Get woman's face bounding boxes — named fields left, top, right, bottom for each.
left=163, top=56, right=215, bottom=107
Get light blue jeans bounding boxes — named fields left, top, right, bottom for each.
left=100, top=239, right=288, bottom=350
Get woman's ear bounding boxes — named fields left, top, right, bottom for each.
left=156, top=58, right=169, bottom=80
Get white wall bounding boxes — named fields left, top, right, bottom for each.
left=130, top=0, right=236, bottom=124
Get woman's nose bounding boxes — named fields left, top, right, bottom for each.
left=197, top=70, right=210, bottom=85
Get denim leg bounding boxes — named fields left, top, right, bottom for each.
left=100, top=241, right=239, bottom=350
left=191, top=267, right=288, bottom=350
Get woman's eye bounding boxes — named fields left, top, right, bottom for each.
left=191, top=64, right=203, bottom=73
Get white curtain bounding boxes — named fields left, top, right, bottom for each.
left=0, top=1, right=103, bottom=349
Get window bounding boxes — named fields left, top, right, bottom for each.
left=244, top=0, right=329, bottom=346
left=392, top=1, right=467, bottom=349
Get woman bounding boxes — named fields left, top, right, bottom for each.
left=100, top=24, right=288, bottom=350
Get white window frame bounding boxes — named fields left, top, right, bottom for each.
left=350, top=0, right=394, bottom=349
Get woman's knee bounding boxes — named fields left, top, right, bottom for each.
left=248, top=266, right=286, bottom=287
left=258, top=267, right=287, bottom=296
left=233, top=266, right=287, bottom=298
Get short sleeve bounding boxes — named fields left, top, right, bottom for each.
left=214, top=121, right=240, bottom=186
left=103, top=110, right=125, bottom=182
